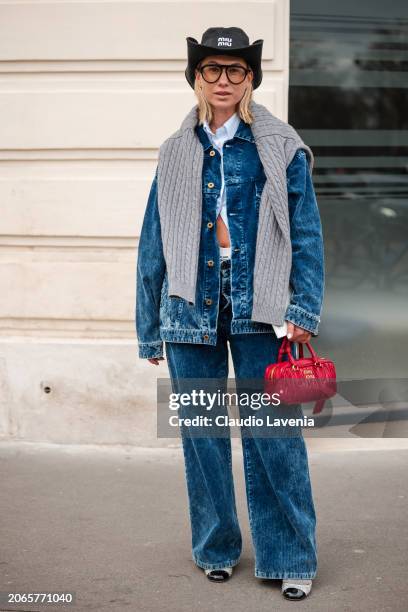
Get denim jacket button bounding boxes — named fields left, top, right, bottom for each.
left=203, top=334, right=209, bottom=340
left=207, top=221, right=214, bottom=229
left=207, top=182, right=214, bottom=188
left=205, top=298, right=212, bottom=305
left=207, top=260, right=214, bottom=267
left=209, top=150, right=216, bottom=157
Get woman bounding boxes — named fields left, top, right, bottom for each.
left=136, top=27, right=324, bottom=601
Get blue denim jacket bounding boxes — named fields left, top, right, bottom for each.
left=136, top=118, right=324, bottom=359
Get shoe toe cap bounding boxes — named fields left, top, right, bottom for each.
left=283, top=587, right=307, bottom=599
left=205, top=568, right=232, bottom=582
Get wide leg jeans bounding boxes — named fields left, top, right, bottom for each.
left=165, top=258, right=318, bottom=579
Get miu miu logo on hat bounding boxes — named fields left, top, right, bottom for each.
left=217, top=36, right=232, bottom=47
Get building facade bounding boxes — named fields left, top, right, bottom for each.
left=0, top=0, right=406, bottom=444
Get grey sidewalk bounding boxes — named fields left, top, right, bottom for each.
left=0, top=440, right=407, bottom=612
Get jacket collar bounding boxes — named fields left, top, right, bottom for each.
left=196, top=114, right=255, bottom=150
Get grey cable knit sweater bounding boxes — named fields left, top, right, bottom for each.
left=157, top=99, right=314, bottom=327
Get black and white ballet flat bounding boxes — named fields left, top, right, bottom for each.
left=282, top=578, right=312, bottom=600
left=204, top=567, right=233, bottom=582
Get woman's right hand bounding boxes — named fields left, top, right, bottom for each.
left=148, top=357, right=165, bottom=365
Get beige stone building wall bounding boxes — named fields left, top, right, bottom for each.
left=0, top=1, right=290, bottom=445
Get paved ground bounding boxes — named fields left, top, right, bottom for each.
left=0, top=440, right=407, bottom=612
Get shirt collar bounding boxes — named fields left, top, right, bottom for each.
left=203, top=112, right=241, bottom=141
left=197, top=113, right=255, bottom=150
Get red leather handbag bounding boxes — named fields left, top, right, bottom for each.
left=264, top=337, right=337, bottom=414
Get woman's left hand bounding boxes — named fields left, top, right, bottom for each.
left=285, top=321, right=311, bottom=343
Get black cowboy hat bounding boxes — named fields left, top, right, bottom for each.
left=185, top=27, right=263, bottom=90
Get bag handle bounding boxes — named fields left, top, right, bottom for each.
left=297, top=342, right=318, bottom=360
left=277, top=337, right=319, bottom=365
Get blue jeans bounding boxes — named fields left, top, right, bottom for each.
left=165, top=258, right=317, bottom=579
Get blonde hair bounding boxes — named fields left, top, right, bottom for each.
left=194, top=59, right=254, bottom=125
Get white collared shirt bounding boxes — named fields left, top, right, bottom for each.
left=202, top=112, right=287, bottom=339
left=202, top=112, right=241, bottom=236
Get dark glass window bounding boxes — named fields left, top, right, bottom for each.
left=290, top=0, right=408, bottom=381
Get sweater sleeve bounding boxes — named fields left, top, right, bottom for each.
left=285, top=148, right=325, bottom=336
